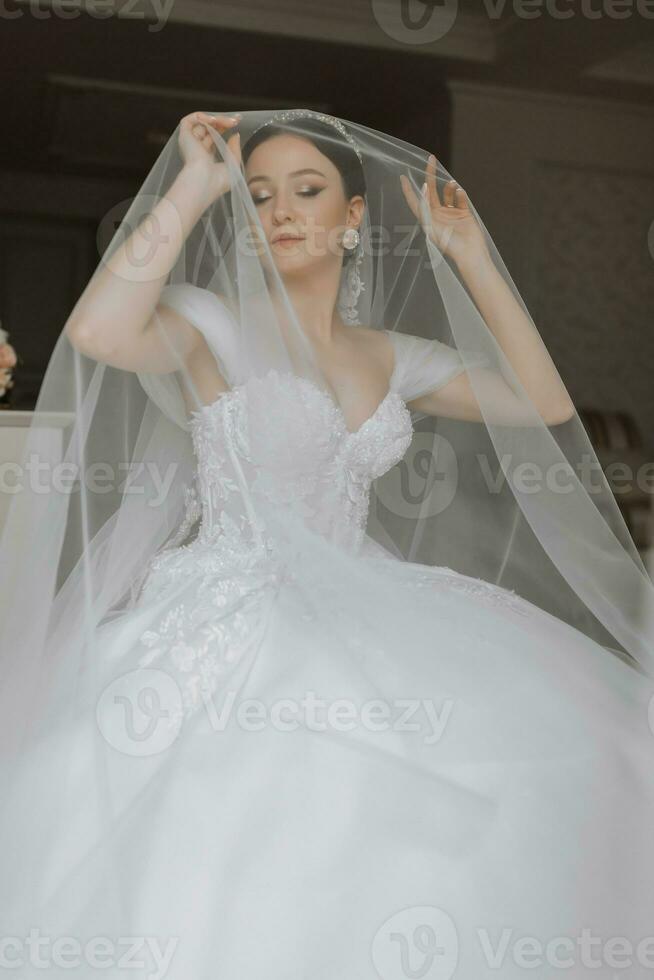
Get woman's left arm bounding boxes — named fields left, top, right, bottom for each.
left=400, top=157, right=576, bottom=427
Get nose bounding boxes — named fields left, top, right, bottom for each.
left=273, top=209, right=293, bottom=225
left=272, top=189, right=295, bottom=225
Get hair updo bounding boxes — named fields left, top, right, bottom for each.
left=241, top=116, right=367, bottom=206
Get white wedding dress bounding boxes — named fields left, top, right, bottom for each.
left=4, top=289, right=654, bottom=980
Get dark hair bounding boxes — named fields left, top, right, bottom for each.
left=241, top=116, right=367, bottom=203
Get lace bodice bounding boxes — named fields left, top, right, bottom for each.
left=135, top=364, right=414, bottom=719
left=189, top=367, right=414, bottom=556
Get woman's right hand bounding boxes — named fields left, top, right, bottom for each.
left=178, top=111, right=242, bottom=205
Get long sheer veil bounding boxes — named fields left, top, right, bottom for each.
left=0, top=108, right=653, bottom=951
left=2, top=108, right=650, bottom=674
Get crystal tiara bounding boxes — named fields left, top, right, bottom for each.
left=249, top=109, right=363, bottom=162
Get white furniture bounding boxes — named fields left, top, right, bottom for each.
left=0, top=410, right=75, bottom=538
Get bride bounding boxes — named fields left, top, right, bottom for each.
left=1, top=107, right=653, bottom=979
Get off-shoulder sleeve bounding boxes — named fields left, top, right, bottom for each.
left=158, top=282, right=239, bottom=384
left=385, top=329, right=491, bottom=403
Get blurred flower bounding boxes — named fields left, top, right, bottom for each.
left=0, top=323, right=16, bottom=399
left=0, top=343, right=17, bottom=369
left=0, top=367, right=14, bottom=397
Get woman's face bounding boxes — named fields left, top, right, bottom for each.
left=244, top=133, right=364, bottom=278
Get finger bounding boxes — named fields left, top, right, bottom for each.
left=223, top=131, right=242, bottom=172
left=185, top=112, right=207, bottom=135
left=405, top=176, right=431, bottom=232
left=399, top=174, right=420, bottom=220
left=425, top=153, right=440, bottom=208
left=443, top=179, right=458, bottom=208
left=199, top=112, right=241, bottom=132
left=454, top=185, right=470, bottom=211
left=187, top=111, right=240, bottom=136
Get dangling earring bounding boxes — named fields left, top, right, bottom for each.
left=338, top=227, right=365, bottom=326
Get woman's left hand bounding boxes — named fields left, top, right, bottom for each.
left=400, top=154, right=488, bottom=268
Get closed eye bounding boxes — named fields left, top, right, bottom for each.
left=252, top=187, right=324, bottom=205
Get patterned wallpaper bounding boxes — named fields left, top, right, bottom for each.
left=524, top=159, right=654, bottom=457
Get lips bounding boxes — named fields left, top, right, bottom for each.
left=272, top=233, right=305, bottom=244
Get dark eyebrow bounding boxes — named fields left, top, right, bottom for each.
left=246, top=168, right=327, bottom=186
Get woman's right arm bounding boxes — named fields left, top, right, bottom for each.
left=65, top=111, right=241, bottom=375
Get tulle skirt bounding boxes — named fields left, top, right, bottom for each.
left=2, top=537, right=654, bottom=979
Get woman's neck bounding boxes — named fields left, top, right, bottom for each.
left=272, top=264, right=345, bottom=346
